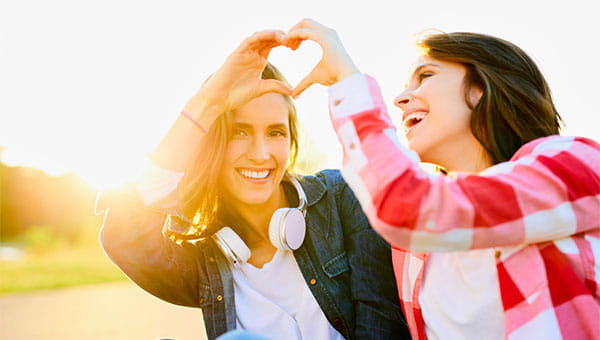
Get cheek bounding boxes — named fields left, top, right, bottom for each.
left=275, top=141, right=291, bottom=164
left=267, top=139, right=291, bottom=165
left=223, top=140, right=245, bottom=164
left=428, top=84, right=473, bottom=125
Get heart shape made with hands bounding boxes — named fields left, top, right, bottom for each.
left=268, top=40, right=322, bottom=95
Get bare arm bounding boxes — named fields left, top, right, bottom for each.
left=150, top=30, right=292, bottom=171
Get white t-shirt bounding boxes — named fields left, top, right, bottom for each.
left=134, top=162, right=344, bottom=339
left=420, top=249, right=505, bottom=340
left=232, top=249, right=345, bottom=340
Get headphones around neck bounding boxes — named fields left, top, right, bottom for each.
left=212, top=176, right=308, bottom=265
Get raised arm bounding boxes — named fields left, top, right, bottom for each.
left=328, top=74, right=600, bottom=252
left=152, top=30, right=292, bottom=171
left=286, top=19, right=600, bottom=252
left=99, top=30, right=293, bottom=305
left=98, top=180, right=206, bottom=307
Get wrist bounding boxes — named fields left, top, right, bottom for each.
left=182, top=94, right=224, bottom=131
left=337, top=60, right=360, bottom=83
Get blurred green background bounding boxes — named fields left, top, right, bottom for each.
left=0, top=142, right=325, bottom=295
left=0, top=161, right=127, bottom=295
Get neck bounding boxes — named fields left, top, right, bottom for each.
left=236, top=184, right=289, bottom=248
left=426, top=136, right=493, bottom=173
left=444, top=149, right=492, bottom=173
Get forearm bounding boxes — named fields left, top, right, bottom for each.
left=329, top=74, right=600, bottom=251
left=98, top=185, right=202, bottom=307
left=149, top=96, right=222, bottom=172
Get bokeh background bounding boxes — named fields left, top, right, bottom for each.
left=1, top=0, right=598, bottom=339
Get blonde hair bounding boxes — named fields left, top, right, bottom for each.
left=176, top=63, right=300, bottom=241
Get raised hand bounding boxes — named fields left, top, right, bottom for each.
left=284, top=19, right=360, bottom=98
left=185, top=30, right=292, bottom=129
left=152, top=30, right=292, bottom=172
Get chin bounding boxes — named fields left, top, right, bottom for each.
left=234, top=189, right=276, bottom=206
left=407, top=140, right=425, bottom=158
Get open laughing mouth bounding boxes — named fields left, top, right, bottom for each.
left=402, top=111, right=427, bottom=133
left=237, top=168, right=271, bottom=180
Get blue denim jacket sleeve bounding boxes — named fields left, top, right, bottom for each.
left=336, top=175, right=410, bottom=339
left=98, top=172, right=411, bottom=339
left=98, top=184, right=210, bottom=308
left=302, top=170, right=410, bottom=340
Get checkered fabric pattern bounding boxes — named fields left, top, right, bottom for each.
left=328, top=74, right=600, bottom=339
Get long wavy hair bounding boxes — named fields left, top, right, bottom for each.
left=176, top=63, right=300, bottom=241
left=417, top=32, right=563, bottom=165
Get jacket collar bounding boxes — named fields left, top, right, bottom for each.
left=298, top=174, right=327, bottom=207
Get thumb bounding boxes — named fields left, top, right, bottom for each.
left=292, top=72, right=316, bottom=99
left=256, top=79, right=293, bottom=97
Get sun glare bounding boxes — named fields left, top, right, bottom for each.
left=77, top=159, right=146, bottom=190
left=1, top=145, right=147, bottom=191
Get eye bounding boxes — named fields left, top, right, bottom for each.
left=269, top=129, right=288, bottom=138
left=233, top=127, right=248, bottom=137
left=418, top=71, right=434, bottom=82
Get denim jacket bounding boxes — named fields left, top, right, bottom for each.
left=99, top=169, right=410, bottom=340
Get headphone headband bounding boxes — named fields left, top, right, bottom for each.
left=212, top=175, right=309, bottom=264
left=288, top=176, right=307, bottom=216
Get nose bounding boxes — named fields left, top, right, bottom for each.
left=394, top=89, right=411, bottom=109
left=247, top=136, right=269, bottom=163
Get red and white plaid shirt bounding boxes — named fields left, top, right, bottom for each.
left=328, top=74, right=600, bottom=340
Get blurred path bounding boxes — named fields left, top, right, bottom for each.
left=0, top=281, right=207, bottom=340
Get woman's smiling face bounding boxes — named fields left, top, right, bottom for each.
left=393, top=55, right=484, bottom=170
left=219, top=93, right=291, bottom=210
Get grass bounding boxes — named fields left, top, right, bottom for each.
left=0, top=245, right=127, bottom=295
left=0, top=224, right=128, bottom=295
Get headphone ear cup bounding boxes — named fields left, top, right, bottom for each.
left=212, top=227, right=251, bottom=265
left=269, top=208, right=306, bottom=251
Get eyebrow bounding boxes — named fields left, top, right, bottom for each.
left=232, top=122, right=289, bottom=130
left=404, top=62, right=440, bottom=88
left=411, top=63, right=439, bottom=77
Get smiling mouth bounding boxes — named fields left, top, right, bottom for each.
left=237, top=168, right=271, bottom=180
left=402, top=111, right=427, bottom=132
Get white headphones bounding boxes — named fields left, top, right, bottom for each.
left=212, top=176, right=307, bottom=265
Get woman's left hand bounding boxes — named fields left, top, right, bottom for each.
left=284, top=19, right=360, bottom=98
left=185, top=30, right=293, bottom=130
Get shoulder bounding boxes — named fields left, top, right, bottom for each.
left=299, top=169, right=345, bottom=191
left=297, top=169, right=348, bottom=207
left=512, top=135, right=600, bottom=161
left=497, top=135, right=600, bottom=192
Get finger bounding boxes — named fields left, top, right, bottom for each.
left=292, top=72, right=316, bottom=99
left=287, top=18, right=320, bottom=32
left=284, top=38, right=304, bottom=51
left=284, top=28, right=322, bottom=49
left=285, top=37, right=305, bottom=51
left=253, top=31, right=288, bottom=58
left=257, top=79, right=293, bottom=97
left=240, top=30, right=286, bottom=53
left=287, top=18, right=310, bottom=33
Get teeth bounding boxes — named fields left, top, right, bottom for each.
left=402, top=112, right=427, bottom=129
left=239, top=169, right=269, bottom=179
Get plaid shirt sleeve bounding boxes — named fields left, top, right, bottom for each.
left=328, top=74, right=600, bottom=253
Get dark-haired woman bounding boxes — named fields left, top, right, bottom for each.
left=286, top=19, right=600, bottom=340
left=98, top=30, right=409, bottom=340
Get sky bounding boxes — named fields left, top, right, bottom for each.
left=1, top=0, right=598, bottom=189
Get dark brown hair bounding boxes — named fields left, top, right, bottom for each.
left=417, top=32, right=563, bottom=164
left=177, top=63, right=299, bottom=240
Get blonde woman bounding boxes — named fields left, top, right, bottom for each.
left=98, top=30, right=409, bottom=340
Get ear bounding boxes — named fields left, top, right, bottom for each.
left=468, top=85, right=483, bottom=107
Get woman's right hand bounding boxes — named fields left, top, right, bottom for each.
left=284, top=19, right=360, bottom=98
left=183, top=30, right=292, bottom=130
